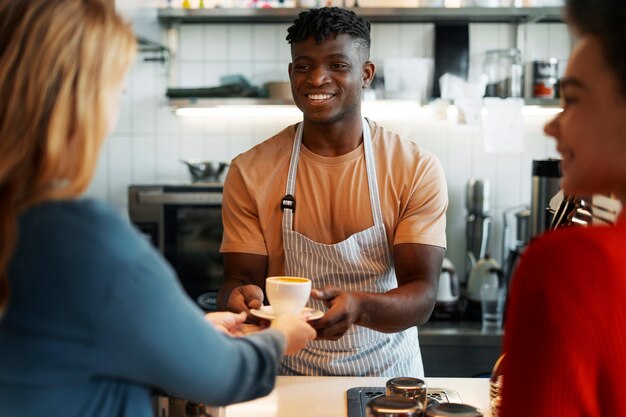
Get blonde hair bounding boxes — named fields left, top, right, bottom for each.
left=0, top=0, right=136, bottom=311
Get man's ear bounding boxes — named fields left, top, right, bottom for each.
left=362, top=60, right=376, bottom=88
left=288, top=62, right=293, bottom=80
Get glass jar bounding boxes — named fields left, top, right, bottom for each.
left=482, top=49, right=523, bottom=98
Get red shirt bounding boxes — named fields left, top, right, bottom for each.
left=502, top=212, right=626, bottom=416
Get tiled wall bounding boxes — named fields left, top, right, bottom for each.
left=104, top=2, right=571, bottom=277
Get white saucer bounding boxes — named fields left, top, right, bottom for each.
left=250, top=305, right=324, bottom=321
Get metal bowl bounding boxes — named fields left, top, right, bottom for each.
left=180, top=159, right=229, bottom=183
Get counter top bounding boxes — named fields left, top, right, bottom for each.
left=225, top=376, right=491, bottom=417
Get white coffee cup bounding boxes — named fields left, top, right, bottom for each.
left=265, top=276, right=312, bottom=316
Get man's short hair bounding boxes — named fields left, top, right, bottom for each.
left=286, top=7, right=371, bottom=61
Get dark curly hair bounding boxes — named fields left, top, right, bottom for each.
left=286, top=7, right=371, bottom=62
left=566, top=0, right=626, bottom=97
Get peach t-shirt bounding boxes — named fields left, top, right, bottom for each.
left=220, top=119, right=448, bottom=277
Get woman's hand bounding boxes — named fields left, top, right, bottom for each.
left=270, top=314, right=316, bottom=355
left=204, top=311, right=266, bottom=336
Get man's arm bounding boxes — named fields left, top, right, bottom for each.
left=311, top=243, right=443, bottom=339
left=216, top=252, right=268, bottom=315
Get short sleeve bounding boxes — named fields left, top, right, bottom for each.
left=393, top=154, right=448, bottom=248
left=220, top=161, right=268, bottom=255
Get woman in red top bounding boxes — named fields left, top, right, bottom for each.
left=501, top=0, right=626, bottom=416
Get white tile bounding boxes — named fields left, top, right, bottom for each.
left=204, top=62, right=229, bottom=86
left=229, top=25, right=253, bottom=62
left=131, top=62, right=157, bottom=134
left=179, top=25, right=204, bottom=62
left=177, top=62, right=204, bottom=87
left=156, top=135, right=184, bottom=183
left=132, top=136, right=158, bottom=184
left=202, top=136, right=234, bottom=161
left=85, top=140, right=110, bottom=201
left=226, top=62, right=253, bottom=82
left=371, top=24, right=401, bottom=60
left=444, top=206, right=468, bottom=277
left=470, top=24, right=499, bottom=55
left=179, top=116, right=205, bottom=136
left=523, top=23, right=549, bottom=60
left=494, top=179, right=522, bottom=208
left=496, top=23, right=516, bottom=49
left=252, top=62, right=289, bottom=86
left=547, top=23, right=572, bottom=60
left=204, top=25, right=229, bottom=61
left=446, top=132, right=473, bottom=208
left=276, top=24, right=292, bottom=63
left=399, top=24, right=434, bottom=58
left=495, top=154, right=522, bottom=182
left=253, top=24, right=278, bottom=62
left=108, top=135, right=133, bottom=212
left=114, top=84, right=133, bottom=135
left=179, top=135, right=205, bottom=160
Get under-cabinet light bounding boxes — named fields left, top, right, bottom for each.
left=173, top=101, right=562, bottom=119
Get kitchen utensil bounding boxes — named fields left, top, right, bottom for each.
left=249, top=306, right=324, bottom=321
left=264, top=81, right=293, bottom=102
left=386, top=377, right=427, bottom=412
left=465, top=179, right=492, bottom=284
left=265, top=276, right=312, bottom=316
left=501, top=205, right=529, bottom=288
left=432, top=258, right=462, bottom=320
left=466, top=255, right=502, bottom=321
left=436, top=258, right=459, bottom=303
left=480, top=280, right=505, bottom=329
left=366, top=396, right=423, bottom=417
left=180, top=160, right=229, bottom=183
left=530, top=159, right=561, bottom=237
left=348, top=386, right=463, bottom=417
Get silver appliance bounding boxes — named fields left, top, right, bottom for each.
left=501, top=205, right=530, bottom=288
left=465, top=178, right=492, bottom=284
left=128, top=184, right=224, bottom=311
left=530, top=159, right=562, bottom=238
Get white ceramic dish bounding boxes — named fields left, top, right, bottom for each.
left=250, top=305, right=324, bottom=321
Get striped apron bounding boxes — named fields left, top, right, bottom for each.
left=279, top=118, right=424, bottom=377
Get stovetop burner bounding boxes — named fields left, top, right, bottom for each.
left=347, top=386, right=462, bottom=417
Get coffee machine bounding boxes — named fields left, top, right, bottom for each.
left=501, top=206, right=530, bottom=288
left=465, top=178, right=492, bottom=284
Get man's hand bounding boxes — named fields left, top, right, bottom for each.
left=309, top=286, right=362, bottom=340
left=225, top=284, right=264, bottom=315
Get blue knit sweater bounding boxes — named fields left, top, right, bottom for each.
left=0, top=199, right=284, bottom=417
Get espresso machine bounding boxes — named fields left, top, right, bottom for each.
left=465, top=178, right=492, bottom=284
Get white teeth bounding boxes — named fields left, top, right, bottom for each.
left=308, top=94, right=332, bottom=100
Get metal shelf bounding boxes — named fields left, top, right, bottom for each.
left=158, top=6, right=563, bottom=24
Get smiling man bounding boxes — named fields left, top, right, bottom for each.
left=218, top=7, right=448, bottom=376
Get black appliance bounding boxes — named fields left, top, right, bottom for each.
left=128, top=184, right=224, bottom=311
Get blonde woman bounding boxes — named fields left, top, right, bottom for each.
left=0, top=1, right=315, bottom=416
